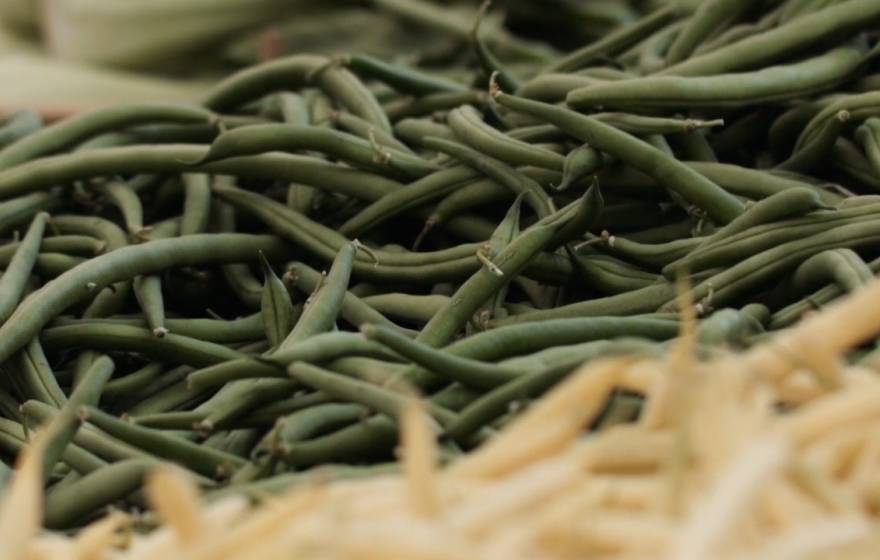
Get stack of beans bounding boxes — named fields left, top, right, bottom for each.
left=1, top=0, right=880, bottom=534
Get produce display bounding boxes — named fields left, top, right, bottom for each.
left=1, top=0, right=880, bottom=554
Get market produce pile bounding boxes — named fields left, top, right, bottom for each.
left=2, top=0, right=880, bottom=550
left=5, top=280, right=880, bottom=558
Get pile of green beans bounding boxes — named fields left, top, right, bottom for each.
left=3, top=0, right=880, bottom=529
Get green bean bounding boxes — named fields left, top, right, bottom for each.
left=494, top=93, right=745, bottom=224
left=492, top=283, right=677, bottom=327
left=0, top=235, right=104, bottom=260
left=202, top=54, right=390, bottom=133
left=601, top=114, right=725, bottom=136
left=191, top=241, right=359, bottom=431
left=0, top=417, right=106, bottom=476
left=22, top=400, right=153, bottom=465
left=443, top=362, right=573, bottom=442
left=180, top=173, right=212, bottom=236
left=697, top=308, right=765, bottom=348
left=126, top=381, right=204, bottom=417
left=517, top=73, right=601, bottom=102
left=777, top=110, right=850, bottom=173
left=473, top=194, right=524, bottom=328
left=393, top=118, right=456, bottom=146
left=0, top=145, right=401, bottom=202
left=660, top=0, right=880, bottom=77
left=13, top=339, right=67, bottom=407
left=570, top=41, right=868, bottom=110
left=215, top=182, right=478, bottom=267
left=418, top=178, right=509, bottom=246
left=684, top=162, right=842, bottom=205
left=53, top=313, right=265, bottom=344
left=228, top=189, right=571, bottom=285
left=789, top=249, right=873, bottom=294
left=470, top=3, right=519, bottom=91
left=280, top=243, right=356, bottom=350
left=373, top=0, right=552, bottom=61
left=422, top=136, right=553, bottom=218
left=0, top=104, right=215, bottom=172
left=339, top=165, right=479, bottom=237
left=81, top=406, right=245, bottom=478
left=41, top=323, right=245, bottom=368
left=586, top=231, right=701, bottom=270
left=328, top=111, right=413, bottom=154
left=346, top=54, right=467, bottom=95
left=665, top=0, right=761, bottom=64
left=856, top=117, right=880, bottom=175
left=260, top=253, right=297, bottom=349
left=186, top=332, right=398, bottom=389
left=0, top=190, right=60, bottom=233
left=548, top=180, right=604, bottom=250
left=383, top=90, right=488, bottom=122
left=132, top=275, right=167, bottom=337
left=362, top=324, right=515, bottom=390
left=213, top=199, right=262, bottom=310
left=361, top=293, right=450, bottom=325
left=40, top=354, right=114, bottom=485
left=692, top=187, right=831, bottom=252
left=287, top=362, right=456, bottom=430
left=661, top=219, right=880, bottom=312
left=261, top=403, right=369, bottom=457
left=44, top=459, right=156, bottom=529
left=202, top=429, right=261, bottom=459
left=102, top=362, right=166, bottom=402
left=196, top=124, right=437, bottom=180
left=272, top=413, right=397, bottom=468
left=0, top=233, right=291, bottom=364
left=546, top=4, right=680, bottom=72
left=555, top=145, right=602, bottom=192
left=831, top=138, right=880, bottom=193
left=284, top=262, right=407, bottom=332
left=416, top=197, right=582, bottom=349
left=448, top=105, right=563, bottom=170
left=769, top=257, right=880, bottom=329
left=93, top=179, right=145, bottom=237
left=570, top=248, right=661, bottom=293
left=664, top=203, right=880, bottom=276
left=0, top=212, right=48, bottom=322
left=234, top=392, right=336, bottom=428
